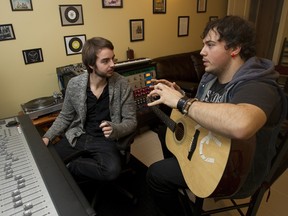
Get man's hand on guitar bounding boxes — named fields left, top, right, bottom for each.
left=151, top=79, right=184, bottom=95
left=147, top=82, right=183, bottom=108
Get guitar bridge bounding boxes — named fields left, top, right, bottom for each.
left=188, top=129, right=200, bottom=160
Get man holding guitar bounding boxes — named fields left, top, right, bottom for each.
left=146, top=16, right=286, bottom=216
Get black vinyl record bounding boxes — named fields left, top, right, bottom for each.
left=64, top=6, right=79, bottom=23
left=24, top=96, right=55, bottom=111
left=68, top=37, right=83, bottom=52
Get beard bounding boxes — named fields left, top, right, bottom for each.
left=94, top=69, right=114, bottom=78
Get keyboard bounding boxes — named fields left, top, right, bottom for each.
left=115, top=58, right=151, bottom=69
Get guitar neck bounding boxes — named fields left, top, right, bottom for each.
left=149, top=104, right=177, bottom=132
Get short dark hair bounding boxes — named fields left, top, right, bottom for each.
left=201, top=16, right=256, bottom=61
left=82, top=37, right=114, bottom=73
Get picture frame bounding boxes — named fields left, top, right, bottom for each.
left=64, top=34, right=86, bottom=56
left=22, top=48, right=44, bottom=65
left=102, top=0, right=123, bottom=8
left=0, top=24, right=16, bottom=41
left=59, top=5, right=84, bottom=26
left=209, top=16, right=219, bottom=21
left=153, top=0, right=166, bottom=14
left=10, top=0, right=33, bottom=11
left=129, top=19, right=144, bottom=42
left=197, top=0, right=207, bottom=13
left=178, top=16, right=189, bottom=37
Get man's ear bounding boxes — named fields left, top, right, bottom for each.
left=231, top=46, right=241, bottom=56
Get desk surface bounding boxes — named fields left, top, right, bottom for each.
left=32, top=112, right=59, bottom=126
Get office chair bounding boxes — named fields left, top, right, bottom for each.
left=62, top=131, right=138, bottom=210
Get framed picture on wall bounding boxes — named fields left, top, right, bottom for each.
left=0, top=24, right=16, bottom=41
left=197, top=0, right=207, bottom=13
left=153, top=0, right=166, bottom=14
left=129, top=19, right=144, bottom=42
left=64, top=34, right=86, bottom=56
left=59, top=5, right=84, bottom=26
left=178, top=16, right=189, bottom=37
left=22, top=48, right=44, bottom=64
left=102, top=0, right=123, bottom=8
left=10, top=0, right=33, bottom=11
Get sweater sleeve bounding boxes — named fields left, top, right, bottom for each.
left=107, top=74, right=137, bottom=140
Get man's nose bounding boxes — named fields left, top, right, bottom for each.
left=200, top=46, right=206, bottom=56
left=110, top=59, right=115, bottom=67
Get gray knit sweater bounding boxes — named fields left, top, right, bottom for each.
left=43, top=71, right=137, bottom=148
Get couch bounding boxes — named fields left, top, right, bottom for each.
left=152, top=50, right=205, bottom=97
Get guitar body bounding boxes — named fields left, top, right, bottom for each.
left=165, top=109, right=255, bottom=198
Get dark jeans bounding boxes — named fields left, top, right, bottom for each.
left=54, top=134, right=122, bottom=182
left=146, top=150, right=262, bottom=216
left=146, top=157, right=188, bottom=216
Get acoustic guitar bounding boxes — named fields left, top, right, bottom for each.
left=148, top=100, right=256, bottom=198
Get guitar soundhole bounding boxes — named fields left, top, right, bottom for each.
left=175, top=122, right=184, bottom=141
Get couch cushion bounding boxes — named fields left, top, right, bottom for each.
left=154, top=52, right=198, bottom=82
left=175, top=81, right=199, bottom=97
left=190, top=51, right=205, bottom=80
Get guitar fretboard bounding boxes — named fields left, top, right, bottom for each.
left=146, top=97, right=176, bottom=132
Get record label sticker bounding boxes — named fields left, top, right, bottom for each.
left=69, top=38, right=82, bottom=52
left=65, top=6, right=79, bottom=23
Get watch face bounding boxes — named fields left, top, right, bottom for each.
left=64, top=6, right=79, bottom=23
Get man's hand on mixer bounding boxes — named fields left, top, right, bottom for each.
left=42, top=137, right=50, bottom=146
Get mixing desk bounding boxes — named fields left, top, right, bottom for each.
left=0, top=115, right=96, bottom=216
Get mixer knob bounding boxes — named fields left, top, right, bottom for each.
left=12, top=190, right=20, bottom=196
left=15, top=174, right=22, bottom=180
left=18, top=178, right=25, bottom=184
left=13, top=200, right=23, bottom=208
left=12, top=156, right=19, bottom=161
left=23, top=210, right=32, bottom=216
left=24, top=202, right=33, bottom=210
left=6, top=168, right=13, bottom=175
left=5, top=172, right=13, bottom=179
left=17, top=182, right=25, bottom=189
left=12, top=194, right=22, bottom=202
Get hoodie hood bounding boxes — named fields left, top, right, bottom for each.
left=196, top=57, right=280, bottom=102
left=228, top=56, right=279, bottom=87
left=199, top=56, right=279, bottom=89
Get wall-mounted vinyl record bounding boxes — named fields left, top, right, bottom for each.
left=64, top=6, right=80, bottom=23
left=59, top=5, right=84, bottom=26
left=64, top=34, right=86, bottom=56
left=69, top=37, right=83, bottom=52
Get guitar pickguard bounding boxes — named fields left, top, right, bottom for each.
left=199, top=130, right=222, bottom=163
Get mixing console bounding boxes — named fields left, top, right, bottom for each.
left=118, top=64, right=156, bottom=112
left=0, top=115, right=96, bottom=216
